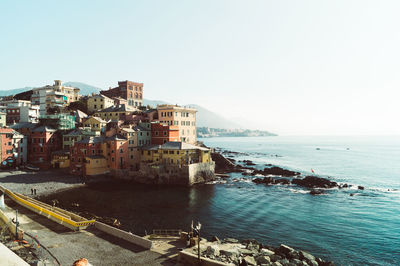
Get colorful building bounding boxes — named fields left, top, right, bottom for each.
left=62, top=128, right=99, bottom=150
left=31, top=80, right=80, bottom=115
left=100, top=80, right=143, bottom=107
left=39, top=114, right=75, bottom=130
left=82, top=116, right=106, bottom=132
left=94, top=104, right=137, bottom=122
left=69, top=136, right=105, bottom=175
left=155, top=105, right=197, bottom=144
left=0, top=128, right=15, bottom=167
left=87, top=94, right=114, bottom=114
left=28, top=126, right=61, bottom=168
left=138, top=142, right=215, bottom=186
left=151, top=123, right=179, bottom=145
left=51, top=150, right=70, bottom=169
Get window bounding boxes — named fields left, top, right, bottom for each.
left=169, top=151, right=174, bottom=154
left=163, top=131, right=167, bottom=136
left=40, top=148, right=43, bottom=152
left=112, top=157, right=115, bottom=162
left=120, top=149, right=123, bottom=153
left=155, top=131, right=159, bottom=136
left=147, top=151, right=150, bottom=155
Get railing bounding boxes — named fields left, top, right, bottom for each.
left=0, top=185, right=95, bottom=231
left=152, top=229, right=182, bottom=237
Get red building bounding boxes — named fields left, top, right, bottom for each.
left=6, top=107, right=20, bottom=124
left=100, top=80, right=143, bottom=108
left=151, top=123, right=179, bottom=145
left=69, top=136, right=104, bottom=175
left=0, top=128, right=14, bottom=166
left=28, top=126, right=61, bottom=169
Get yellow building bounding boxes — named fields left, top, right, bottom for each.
left=156, top=105, right=197, bottom=144
left=51, top=151, right=70, bottom=169
left=84, top=155, right=109, bottom=176
left=87, top=94, right=114, bottom=114
left=94, top=104, right=137, bottom=121
left=83, top=116, right=107, bottom=132
left=141, top=142, right=212, bottom=165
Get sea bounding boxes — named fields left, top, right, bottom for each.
left=51, top=136, right=400, bottom=265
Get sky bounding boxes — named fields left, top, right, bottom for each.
left=1, top=0, right=400, bottom=135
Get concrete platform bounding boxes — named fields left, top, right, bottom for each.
left=2, top=200, right=176, bottom=265
left=0, top=242, right=29, bottom=266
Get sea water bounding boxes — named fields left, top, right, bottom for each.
left=52, top=136, right=400, bottom=265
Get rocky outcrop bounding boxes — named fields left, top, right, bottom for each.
left=189, top=239, right=334, bottom=266
left=252, top=167, right=300, bottom=177
left=291, top=176, right=338, bottom=188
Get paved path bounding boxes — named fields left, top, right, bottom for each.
left=2, top=199, right=176, bottom=266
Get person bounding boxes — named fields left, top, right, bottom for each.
left=31, top=188, right=33, bottom=195
left=186, top=233, right=191, bottom=247
left=34, top=189, right=37, bottom=195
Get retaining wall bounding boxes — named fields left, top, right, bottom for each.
left=94, top=221, right=152, bottom=249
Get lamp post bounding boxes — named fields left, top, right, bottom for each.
left=195, top=222, right=202, bottom=264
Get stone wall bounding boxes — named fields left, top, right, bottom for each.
left=128, top=162, right=215, bottom=186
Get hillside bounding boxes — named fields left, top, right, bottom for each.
left=0, top=82, right=268, bottom=132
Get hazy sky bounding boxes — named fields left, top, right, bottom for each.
left=1, top=0, right=399, bottom=135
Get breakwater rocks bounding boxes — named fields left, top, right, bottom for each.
left=212, top=151, right=353, bottom=194
left=190, top=238, right=334, bottom=266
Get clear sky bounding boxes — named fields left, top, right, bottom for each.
left=1, top=0, right=399, bottom=135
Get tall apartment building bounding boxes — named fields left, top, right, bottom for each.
left=100, top=80, right=143, bottom=107
left=31, top=80, right=80, bottom=115
left=0, top=99, right=40, bottom=124
left=155, top=105, right=197, bottom=144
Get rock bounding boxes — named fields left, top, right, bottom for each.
left=243, top=256, right=257, bottom=265
left=274, top=178, right=291, bottom=185
left=291, top=258, right=303, bottom=265
left=252, top=176, right=275, bottom=185
left=270, top=254, right=282, bottom=262
left=358, top=186, right=365, bottom=190
left=239, top=248, right=255, bottom=256
left=223, top=237, right=239, bottom=243
left=246, top=242, right=260, bottom=252
left=350, top=193, right=354, bottom=196
left=287, top=250, right=300, bottom=260
left=299, top=250, right=315, bottom=262
left=242, top=239, right=260, bottom=245
left=271, top=261, right=283, bottom=266
left=277, top=244, right=295, bottom=256
left=279, top=258, right=290, bottom=265
left=220, top=248, right=239, bottom=260
left=211, top=235, right=220, bottom=243
left=292, top=176, right=338, bottom=189
left=257, top=167, right=300, bottom=177
left=206, top=245, right=220, bottom=257
left=310, top=189, right=324, bottom=195
left=308, top=259, right=319, bottom=266
left=256, top=255, right=271, bottom=264
left=260, top=248, right=275, bottom=256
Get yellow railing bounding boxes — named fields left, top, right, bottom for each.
left=0, top=185, right=95, bottom=230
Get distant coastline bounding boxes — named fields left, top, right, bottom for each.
left=197, top=127, right=277, bottom=138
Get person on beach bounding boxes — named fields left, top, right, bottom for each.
left=31, top=188, right=33, bottom=195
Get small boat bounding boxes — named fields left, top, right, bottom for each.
left=316, top=148, right=320, bottom=150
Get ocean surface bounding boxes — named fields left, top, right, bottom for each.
left=52, top=136, right=400, bottom=265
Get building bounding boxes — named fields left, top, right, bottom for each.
left=39, top=114, right=76, bottom=130
left=69, top=136, right=106, bottom=175
left=0, top=113, right=6, bottom=127
left=28, top=126, right=62, bottom=169
left=51, top=150, right=70, bottom=169
left=0, top=128, right=26, bottom=167
left=70, top=109, right=88, bottom=124
left=87, top=94, right=114, bottom=114
left=94, top=104, right=138, bottom=122
left=155, top=105, right=197, bottom=144
left=104, top=134, right=129, bottom=175
left=62, top=128, right=99, bottom=150
left=0, top=100, right=40, bottom=124
left=31, top=80, right=80, bottom=115
left=134, top=123, right=152, bottom=147
left=151, top=123, right=179, bottom=145
left=82, top=116, right=106, bottom=132
left=100, top=80, right=143, bottom=107
left=138, top=142, right=215, bottom=186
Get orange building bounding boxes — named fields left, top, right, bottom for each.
left=105, top=134, right=129, bottom=172
left=100, top=80, right=143, bottom=107
left=0, top=128, right=14, bottom=166
left=151, top=123, right=179, bottom=145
